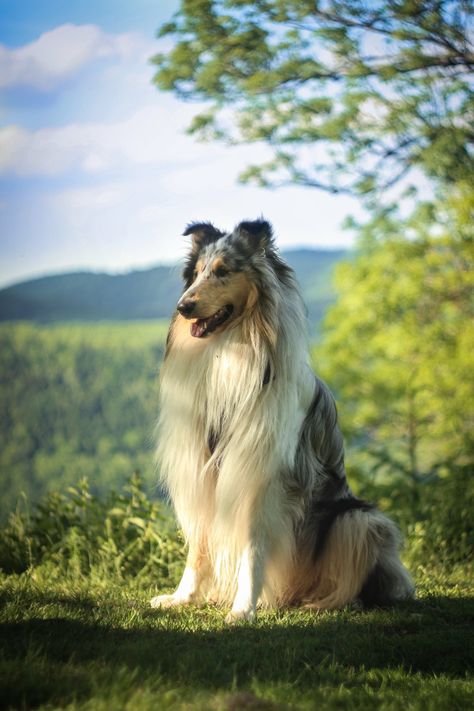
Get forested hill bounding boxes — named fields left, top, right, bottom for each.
left=0, top=248, right=347, bottom=329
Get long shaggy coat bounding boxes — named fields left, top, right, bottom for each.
left=151, top=219, right=414, bottom=621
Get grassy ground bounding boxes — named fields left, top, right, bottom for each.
left=1, top=566, right=473, bottom=710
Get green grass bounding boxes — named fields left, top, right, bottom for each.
left=0, top=477, right=472, bottom=709
left=1, top=565, right=473, bottom=710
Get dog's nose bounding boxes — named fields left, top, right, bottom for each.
left=177, top=299, right=196, bottom=317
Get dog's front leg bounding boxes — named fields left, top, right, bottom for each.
left=150, top=541, right=208, bottom=609
left=225, top=539, right=266, bottom=623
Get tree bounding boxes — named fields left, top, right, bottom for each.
left=153, top=0, right=474, bottom=197
left=315, top=184, right=474, bottom=516
left=0, top=324, right=165, bottom=515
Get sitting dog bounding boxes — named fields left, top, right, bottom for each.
left=151, top=219, right=414, bottom=621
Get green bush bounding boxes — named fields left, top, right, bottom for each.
left=405, top=465, right=474, bottom=568
left=347, top=460, right=474, bottom=568
left=1, top=466, right=471, bottom=586
left=0, top=473, right=184, bottom=587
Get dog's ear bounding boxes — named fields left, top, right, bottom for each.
left=234, top=219, right=273, bottom=253
left=183, top=222, right=223, bottom=251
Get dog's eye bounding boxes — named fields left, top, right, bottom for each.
left=214, top=266, right=229, bottom=278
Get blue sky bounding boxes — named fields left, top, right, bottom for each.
left=0, top=0, right=361, bottom=287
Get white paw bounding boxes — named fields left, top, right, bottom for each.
left=225, top=608, right=256, bottom=624
left=150, top=593, right=189, bottom=609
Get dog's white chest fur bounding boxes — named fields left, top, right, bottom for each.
left=163, top=321, right=283, bottom=443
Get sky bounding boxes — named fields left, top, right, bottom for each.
left=0, top=0, right=362, bottom=288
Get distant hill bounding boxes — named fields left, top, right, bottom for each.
left=0, top=248, right=348, bottom=331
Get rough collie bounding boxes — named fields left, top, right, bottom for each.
left=151, top=219, right=414, bottom=621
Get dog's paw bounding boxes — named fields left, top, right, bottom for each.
left=150, top=593, right=188, bottom=609
left=225, top=608, right=256, bottom=624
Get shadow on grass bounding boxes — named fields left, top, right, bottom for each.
left=1, top=589, right=473, bottom=709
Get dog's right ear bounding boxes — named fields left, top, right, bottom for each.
left=234, top=219, right=274, bottom=254
left=183, top=222, right=223, bottom=252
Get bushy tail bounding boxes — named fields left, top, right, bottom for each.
left=295, top=505, right=415, bottom=609
left=358, top=529, right=415, bottom=607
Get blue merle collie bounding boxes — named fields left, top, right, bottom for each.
left=151, top=219, right=414, bottom=622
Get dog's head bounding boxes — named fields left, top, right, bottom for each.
left=177, top=219, right=290, bottom=339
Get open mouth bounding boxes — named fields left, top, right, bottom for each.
left=190, top=304, right=234, bottom=338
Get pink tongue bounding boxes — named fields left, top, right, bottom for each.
left=191, top=321, right=207, bottom=338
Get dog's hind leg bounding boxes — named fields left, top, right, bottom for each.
left=298, top=508, right=414, bottom=609
left=150, top=540, right=210, bottom=609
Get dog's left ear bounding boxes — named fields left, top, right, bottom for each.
left=234, top=219, right=273, bottom=253
left=183, top=222, right=223, bottom=251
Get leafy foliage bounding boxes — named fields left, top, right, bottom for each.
left=315, top=186, right=474, bottom=564
left=153, top=0, right=474, bottom=196
left=407, top=465, right=474, bottom=567
left=0, top=473, right=183, bottom=586
left=0, top=322, right=167, bottom=515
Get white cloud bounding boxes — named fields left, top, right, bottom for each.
left=0, top=98, right=276, bottom=183
left=54, top=184, right=128, bottom=210
left=0, top=107, right=181, bottom=175
left=0, top=125, right=29, bottom=171
left=0, top=24, right=144, bottom=92
left=0, top=104, right=234, bottom=176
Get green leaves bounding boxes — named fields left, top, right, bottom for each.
left=315, top=186, right=474, bottom=561
left=0, top=473, right=184, bottom=585
left=0, top=322, right=166, bottom=515
left=153, top=0, right=474, bottom=197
